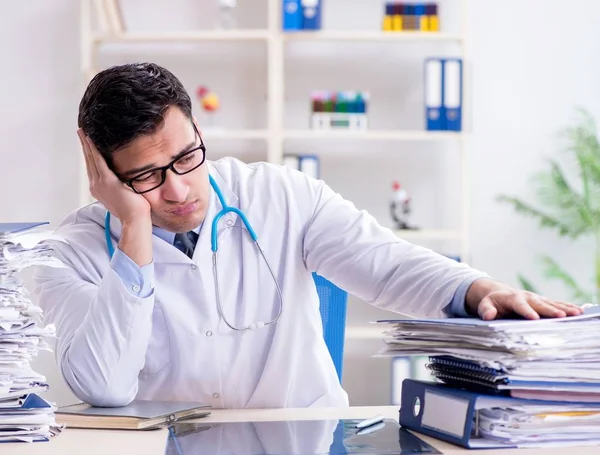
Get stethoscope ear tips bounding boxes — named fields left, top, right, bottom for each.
left=247, top=321, right=265, bottom=330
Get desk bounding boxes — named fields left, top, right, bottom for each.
left=4, top=405, right=599, bottom=455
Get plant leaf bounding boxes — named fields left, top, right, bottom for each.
left=516, top=274, right=538, bottom=293
left=560, top=107, right=600, bottom=215
left=532, top=159, right=599, bottom=231
left=539, top=255, right=592, bottom=303
left=495, top=195, right=587, bottom=238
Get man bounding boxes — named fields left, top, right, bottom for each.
left=34, top=63, right=581, bottom=409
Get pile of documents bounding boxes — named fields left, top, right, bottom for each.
left=0, top=222, right=65, bottom=443
left=377, top=307, right=600, bottom=447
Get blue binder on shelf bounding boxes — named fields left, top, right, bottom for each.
left=424, top=57, right=463, bottom=131
left=282, top=0, right=303, bottom=30
left=299, top=154, right=320, bottom=178
left=399, top=379, right=600, bottom=449
left=424, top=58, right=444, bottom=130
left=443, top=58, right=463, bottom=131
left=301, top=0, right=322, bottom=30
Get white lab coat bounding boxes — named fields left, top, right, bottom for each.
left=33, top=157, right=487, bottom=408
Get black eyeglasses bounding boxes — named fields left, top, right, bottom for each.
left=121, top=124, right=206, bottom=194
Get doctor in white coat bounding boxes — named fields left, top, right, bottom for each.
left=33, top=63, right=582, bottom=409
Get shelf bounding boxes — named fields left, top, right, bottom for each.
left=283, top=130, right=463, bottom=141
left=201, top=129, right=268, bottom=140
left=394, top=229, right=462, bottom=241
left=93, top=30, right=270, bottom=43
left=92, top=30, right=463, bottom=44
left=282, top=30, right=463, bottom=42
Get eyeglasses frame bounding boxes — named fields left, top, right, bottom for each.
left=120, top=123, right=206, bottom=194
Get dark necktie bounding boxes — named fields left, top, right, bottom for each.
left=173, top=231, right=199, bottom=259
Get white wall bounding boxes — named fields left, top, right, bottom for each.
left=2, top=0, right=600, bottom=408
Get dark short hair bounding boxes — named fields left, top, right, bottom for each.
left=77, top=62, right=193, bottom=160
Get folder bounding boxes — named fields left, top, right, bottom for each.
left=55, top=400, right=211, bottom=430
left=400, top=379, right=600, bottom=449
left=0, top=393, right=52, bottom=412
left=299, top=154, right=319, bottom=178
left=282, top=0, right=303, bottom=31
left=0, top=394, right=57, bottom=444
left=301, top=0, right=322, bottom=30
left=424, top=58, right=444, bottom=130
left=443, top=58, right=463, bottom=131
left=428, top=355, right=600, bottom=394
left=283, top=154, right=300, bottom=170
left=0, top=222, right=49, bottom=235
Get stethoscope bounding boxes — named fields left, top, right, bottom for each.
left=104, top=174, right=283, bottom=331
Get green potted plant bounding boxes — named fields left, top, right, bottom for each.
left=496, top=108, right=600, bottom=305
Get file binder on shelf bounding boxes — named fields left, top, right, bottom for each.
left=424, top=58, right=444, bottom=131
left=282, top=0, right=322, bottom=31
left=283, top=153, right=320, bottom=179
left=299, top=154, right=319, bottom=178
left=283, top=0, right=303, bottom=30
left=399, top=379, right=600, bottom=449
left=301, top=0, right=322, bottom=30
left=443, top=58, right=463, bottom=131
left=424, top=57, right=463, bottom=131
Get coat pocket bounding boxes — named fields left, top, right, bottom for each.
left=140, top=302, right=171, bottom=375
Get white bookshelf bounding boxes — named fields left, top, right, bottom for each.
left=283, top=130, right=464, bottom=141
left=93, top=30, right=271, bottom=42
left=202, top=129, right=270, bottom=140
left=79, top=0, right=470, bottom=261
left=282, top=30, right=463, bottom=42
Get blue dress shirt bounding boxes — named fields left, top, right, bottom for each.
left=109, top=225, right=200, bottom=299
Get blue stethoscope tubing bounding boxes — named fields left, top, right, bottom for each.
left=104, top=174, right=283, bottom=331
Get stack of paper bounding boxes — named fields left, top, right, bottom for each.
left=377, top=307, right=600, bottom=397
left=477, top=403, right=600, bottom=446
left=378, top=308, right=600, bottom=446
left=0, top=222, right=65, bottom=443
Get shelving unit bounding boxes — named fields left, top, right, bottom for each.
left=283, top=130, right=463, bottom=141
left=79, top=0, right=469, bottom=261
left=281, top=30, right=463, bottom=41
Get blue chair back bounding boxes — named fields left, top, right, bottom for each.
left=313, top=273, right=348, bottom=382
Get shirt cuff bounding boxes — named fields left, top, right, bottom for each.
left=110, top=247, right=155, bottom=298
left=448, top=276, right=482, bottom=317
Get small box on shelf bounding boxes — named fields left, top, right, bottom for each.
left=310, top=91, right=369, bottom=131
left=382, top=2, right=440, bottom=32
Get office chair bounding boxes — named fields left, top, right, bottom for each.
left=313, top=273, right=348, bottom=382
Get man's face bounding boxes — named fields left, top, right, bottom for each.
left=111, top=106, right=210, bottom=233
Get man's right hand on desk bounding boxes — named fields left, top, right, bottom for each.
left=77, top=128, right=153, bottom=268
